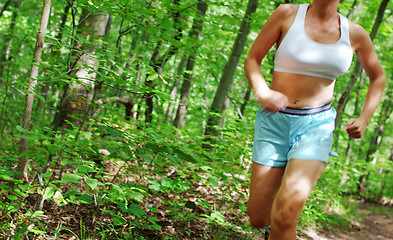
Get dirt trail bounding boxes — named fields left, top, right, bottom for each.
left=298, top=203, right=393, bottom=240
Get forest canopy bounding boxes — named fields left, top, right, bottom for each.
left=0, top=0, right=392, bottom=239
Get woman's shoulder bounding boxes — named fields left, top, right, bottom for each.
left=273, top=4, right=299, bottom=18
left=268, top=4, right=299, bottom=24
left=347, top=20, right=372, bottom=51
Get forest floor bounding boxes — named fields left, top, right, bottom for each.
left=4, top=161, right=392, bottom=240
left=297, top=202, right=393, bottom=240
left=4, top=189, right=392, bottom=240
left=23, top=195, right=392, bottom=240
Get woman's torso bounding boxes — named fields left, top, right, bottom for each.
left=272, top=4, right=354, bottom=108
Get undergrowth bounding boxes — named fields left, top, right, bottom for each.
left=0, top=116, right=370, bottom=239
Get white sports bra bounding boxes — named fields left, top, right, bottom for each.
left=274, top=4, right=353, bottom=81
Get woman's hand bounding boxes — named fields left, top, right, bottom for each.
left=344, top=118, right=368, bottom=139
left=255, top=89, right=289, bottom=112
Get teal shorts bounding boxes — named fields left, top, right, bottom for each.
left=252, top=104, right=337, bottom=167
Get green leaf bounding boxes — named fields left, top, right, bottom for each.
left=197, top=199, right=211, bottom=210
left=223, top=193, right=232, bottom=200
left=172, top=147, right=199, bottom=163
left=108, top=127, right=123, bottom=137
left=18, top=184, right=29, bottom=192
left=41, top=172, right=52, bottom=179
left=209, top=176, right=219, bottom=187
left=78, top=194, right=93, bottom=204
left=210, top=211, right=226, bottom=223
left=113, top=215, right=127, bottom=226
left=186, top=213, right=199, bottom=220
left=28, top=228, right=46, bottom=235
left=145, top=142, right=160, bottom=152
left=148, top=217, right=159, bottom=223
left=7, top=195, right=18, bottom=200
left=62, top=173, right=83, bottom=183
left=167, top=154, right=181, bottom=164
left=0, top=174, right=12, bottom=181
left=148, top=180, right=161, bottom=191
left=161, top=18, right=172, bottom=30
left=160, top=178, right=172, bottom=188
left=14, top=187, right=29, bottom=197
left=149, top=224, right=162, bottom=231
left=77, top=165, right=95, bottom=174
left=47, top=144, right=61, bottom=154
left=53, top=191, right=66, bottom=205
left=200, top=166, right=212, bottom=171
left=86, top=178, right=99, bottom=190
left=129, top=204, right=146, bottom=218
left=28, top=211, right=45, bottom=218
left=92, top=124, right=123, bottom=137
left=42, top=187, right=55, bottom=200
left=130, top=190, right=144, bottom=202
left=16, top=125, right=29, bottom=133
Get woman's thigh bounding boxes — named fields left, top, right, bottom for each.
left=247, top=161, right=285, bottom=228
left=271, top=159, right=326, bottom=226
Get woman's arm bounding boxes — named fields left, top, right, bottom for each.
left=344, top=23, right=386, bottom=138
left=244, top=4, right=295, bottom=112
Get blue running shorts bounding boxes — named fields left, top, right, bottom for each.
left=252, top=104, right=337, bottom=167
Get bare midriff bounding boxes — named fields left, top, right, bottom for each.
left=271, top=71, right=335, bottom=108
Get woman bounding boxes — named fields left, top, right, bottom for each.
left=244, top=0, right=385, bottom=239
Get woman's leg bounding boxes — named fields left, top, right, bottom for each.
left=268, top=159, right=326, bottom=240
left=247, top=162, right=286, bottom=228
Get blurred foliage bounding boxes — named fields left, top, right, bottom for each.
left=0, top=0, right=392, bottom=239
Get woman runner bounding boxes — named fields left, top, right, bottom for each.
left=244, top=0, right=386, bottom=239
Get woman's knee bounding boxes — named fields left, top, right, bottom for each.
left=247, top=203, right=270, bottom=229
left=248, top=212, right=270, bottom=229
left=271, top=192, right=307, bottom=229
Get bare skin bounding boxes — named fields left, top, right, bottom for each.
left=244, top=0, right=385, bottom=239
left=244, top=1, right=385, bottom=137
left=269, top=160, right=326, bottom=240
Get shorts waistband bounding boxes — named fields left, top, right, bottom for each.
left=279, top=102, right=332, bottom=115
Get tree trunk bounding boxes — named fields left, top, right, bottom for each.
left=389, top=147, right=393, bottom=161
left=345, top=0, right=361, bottom=19
left=357, top=90, right=393, bottom=193
left=0, top=0, right=13, bottom=19
left=165, top=57, right=186, bottom=123
left=92, top=15, right=112, bottom=104
left=340, top=75, right=364, bottom=186
left=145, top=0, right=184, bottom=123
left=36, top=2, right=71, bottom=113
left=335, top=0, right=389, bottom=193
left=0, top=0, right=21, bottom=81
left=18, top=0, right=51, bottom=181
left=366, top=87, right=393, bottom=162
left=173, top=0, right=208, bottom=128
left=144, top=41, right=162, bottom=123
left=335, top=0, right=389, bottom=130
left=334, top=61, right=363, bottom=129
left=61, top=9, right=109, bottom=128
left=203, top=0, right=258, bottom=144
left=240, top=86, right=252, bottom=118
